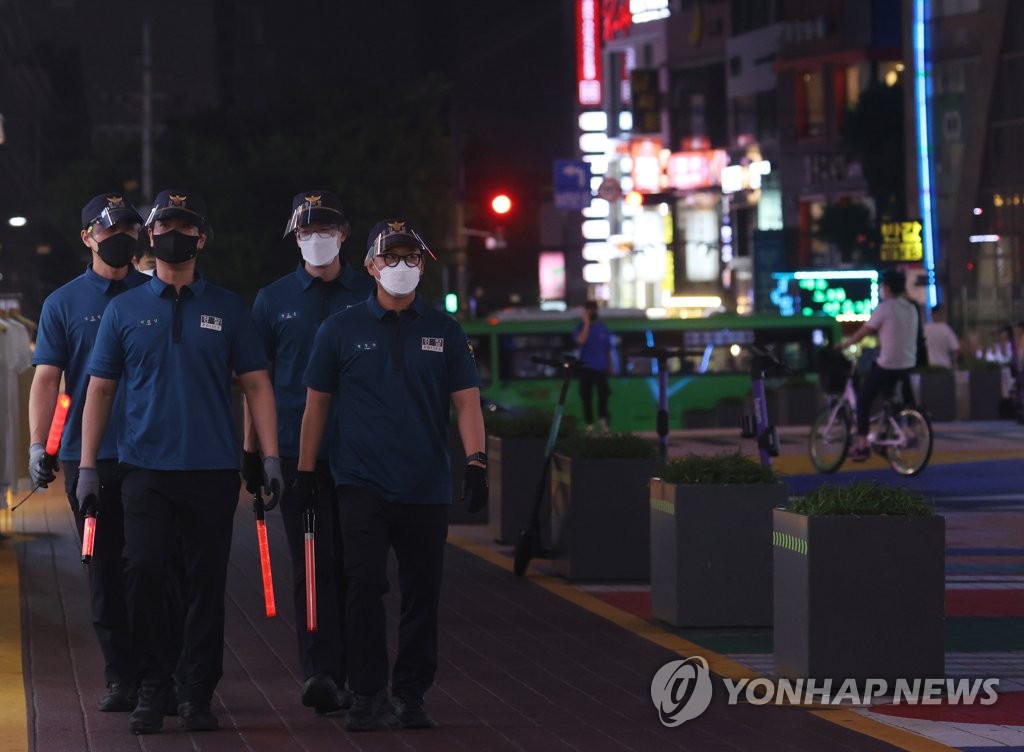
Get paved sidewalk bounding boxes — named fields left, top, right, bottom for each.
left=3, top=481, right=912, bottom=752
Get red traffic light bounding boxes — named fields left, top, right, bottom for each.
left=490, top=194, right=512, bottom=215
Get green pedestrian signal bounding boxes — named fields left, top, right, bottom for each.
left=444, top=293, right=459, bottom=314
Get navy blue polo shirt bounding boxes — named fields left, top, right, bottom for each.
left=303, top=292, right=480, bottom=504
left=251, top=262, right=375, bottom=458
left=87, top=274, right=268, bottom=470
left=32, top=266, right=149, bottom=461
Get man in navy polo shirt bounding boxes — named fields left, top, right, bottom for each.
left=78, top=189, right=284, bottom=736
left=297, top=219, right=488, bottom=732
left=242, top=190, right=374, bottom=714
left=28, top=192, right=149, bottom=713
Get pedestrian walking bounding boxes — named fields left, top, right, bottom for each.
left=243, top=190, right=374, bottom=714
left=79, top=189, right=284, bottom=735
left=575, top=300, right=614, bottom=432
left=297, top=218, right=488, bottom=731
left=28, top=192, right=149, bottom=713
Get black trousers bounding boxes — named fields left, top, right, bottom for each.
left=120, top=469, right=237, bottom=704
left=337, top=485, right=448, bottom=698
left=578, top=367, right=610, bottom=424
left=278, top=457, right=345, bottom=683
left=64, top=460, right=132, bottom=685
left=857, top=363, right=914, bottom=436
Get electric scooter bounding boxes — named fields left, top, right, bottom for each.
left=513, top=355, right=579, bottom=577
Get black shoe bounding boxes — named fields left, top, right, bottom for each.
left=128, top=682, right=164, bottom=735
left=177, top=701, right=219, bottom=731
left=162, top=686, right=179, bottom=716
left=302, top=673, right=345, bottom=714
left=345, top=691, right=396, bottom=732
left=98, top=682, right=136, bottom=712
left=391, top=694, right=437, bottom=729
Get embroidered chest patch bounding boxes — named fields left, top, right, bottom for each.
left=277, top=310, right=300, bottom=321
left=200, top=315, right=223, bottom=331
left=355, top=341, right=378, bottom=351
left=421, top=337, right=444, bottom=352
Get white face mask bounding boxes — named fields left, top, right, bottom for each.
left=377, top=264, right=421, bottom=297
left=140, top=268, right=155, bottom=277
left=298, top=235, right=339, bottom=267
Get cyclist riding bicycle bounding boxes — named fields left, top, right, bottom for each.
left=836, top=269, right=920, bottom=462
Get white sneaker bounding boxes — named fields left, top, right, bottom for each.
left=598, top=419, right=609, bottom=433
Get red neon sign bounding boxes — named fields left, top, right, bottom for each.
left=577, top=0, right=603, bottom=107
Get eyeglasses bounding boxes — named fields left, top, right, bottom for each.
left=297, top=228, right=338, bottom=240
left=379, top=252, right=423, bottom=268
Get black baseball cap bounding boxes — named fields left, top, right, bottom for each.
left=144, top=189, right=214, bottom=238
left=283, top=190, right=347, bottom=238
left=81, top=193, right=143, bottom=231
left=364, top=219, right=436, bottom=264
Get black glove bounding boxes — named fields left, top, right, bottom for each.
left=76, top=467, right=100, bottom=518
left=462, top=464, right=488, bottom=513
left=242, top=450, right=263, bottom=494
left=292, top=470, right=319, bottom=512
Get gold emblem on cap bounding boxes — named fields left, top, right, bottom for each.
left=304, top=194, right=322, bottom=207
left=168, top=194, right=187, bottom=207
left=387, top=221, right=406, bottom=232
left=106, top=196, right=124, bottom=207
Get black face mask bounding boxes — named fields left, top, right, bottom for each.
left=151, top=230, right=200, bottom=263
left=95, top=233, right=136, bottom=268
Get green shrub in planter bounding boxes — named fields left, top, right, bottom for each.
left=554, top=431, right=660, bottom=459
left=550, top=432, right=660, bottom=581
left=774, top=482, right=944, bottom=684
left=651, top=452, right=788, bottom=627
left=485, top=410, right=579, bottom=439
left=659, top=451, right=777, bottom=485
left=788, top=481, right=934, bottom=516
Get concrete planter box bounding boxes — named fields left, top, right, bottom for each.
left=912, top=370, right=956, bottom=422
left=550, top=453, right=659, bottom=582
left=773, top=509, right=945, bottom=685
left=650, top=479, right=789, bottom=627
left=966, top=369, right=1004, bottom=421
left=486, top=435, right=549, bottom=545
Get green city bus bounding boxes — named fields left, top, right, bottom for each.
left=464, top=310, right=842, bottom=432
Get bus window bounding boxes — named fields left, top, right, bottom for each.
left=498, top=333, right=577, bottom=380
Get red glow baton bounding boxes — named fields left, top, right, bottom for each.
left=252, top=494, right=276, bottom=617
left=304, top=507, right=317, bottom=633
left=81, top=514, right=96, bottom=563
left=44, top=394, right=72, bottom=469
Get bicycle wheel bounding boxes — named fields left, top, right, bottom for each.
left=809, top=407, right=851, bottom=473
left=885, top=408, right=933, bottom=476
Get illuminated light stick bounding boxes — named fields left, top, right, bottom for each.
left=304, top=506, right=317, bottom=633
left=252, top=493, right=277, bottom=617
left=81, top=513, right=96, bottom=564
left=44, top=394, right=72, bottom=470
left=13, top=394, right=72, bottom=513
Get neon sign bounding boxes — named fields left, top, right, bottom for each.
left=577, top=0, right=603, bottom=106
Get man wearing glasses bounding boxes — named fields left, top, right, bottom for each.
left=297, top=219, right=488, bottom=731
left=243, top=190, right=374, bottom=714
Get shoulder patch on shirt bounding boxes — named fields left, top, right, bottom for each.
left=200, top=315, right=223, bottom=331
left=422, top=337, right=444, bottom=352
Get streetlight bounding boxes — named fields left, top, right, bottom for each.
left=8, top=216, right=27, bottom=227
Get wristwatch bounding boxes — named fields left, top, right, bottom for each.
left=466, top=451, right=488, bottom=466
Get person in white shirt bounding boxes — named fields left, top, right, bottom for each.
left=837, top=269, right=918, bottom=461
left=924, top=304, right=960, bottom=369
